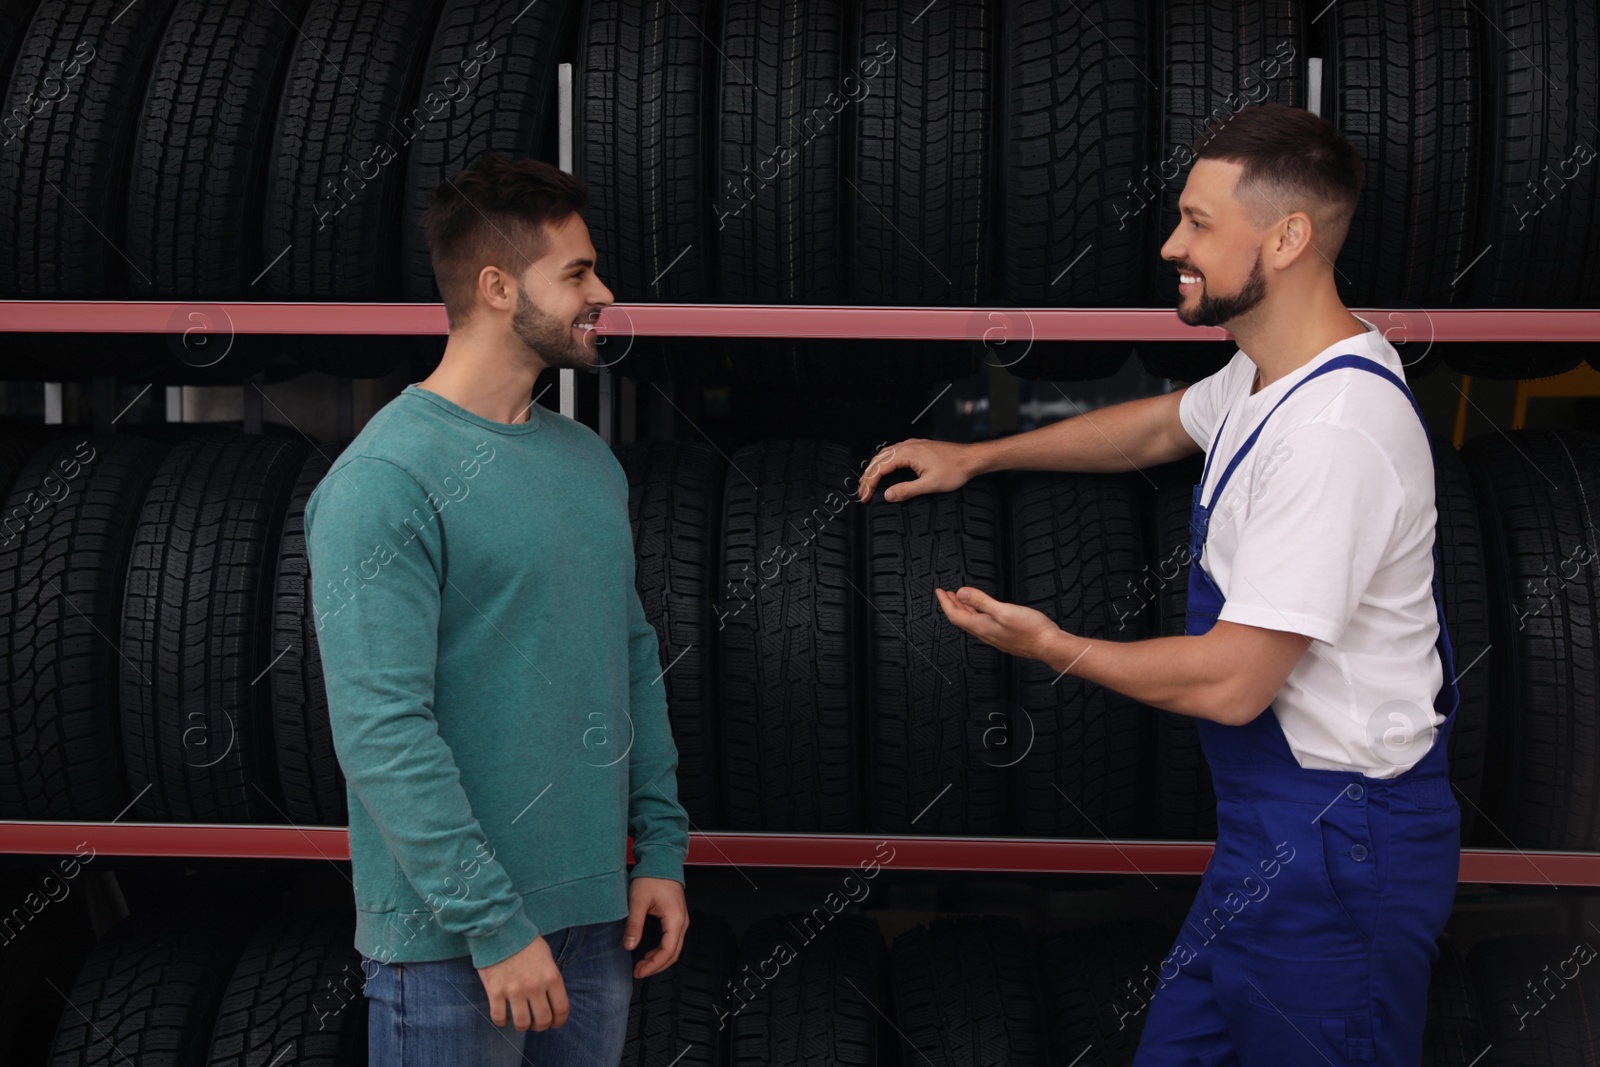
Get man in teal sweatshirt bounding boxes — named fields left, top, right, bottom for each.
left=304, top=150, right=690, bottom=1066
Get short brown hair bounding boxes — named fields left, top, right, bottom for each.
left=420, top=151, right=589, bottom=327
left=1191, top=103, right=1365, bottom=260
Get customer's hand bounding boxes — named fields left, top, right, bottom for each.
left=478, top=935, right=569, bottom=1031
left=855, top=438, right=977, bottom=503
left=625, top=876, right=688, bottom=979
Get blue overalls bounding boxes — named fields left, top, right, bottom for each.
left=1133, top=355, right=1461, bottom=1066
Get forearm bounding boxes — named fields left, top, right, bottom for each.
left=968, top=389, right=1197, bottom=475
left=624, top=590, right=690, bottom=880
left=1040, top=628, right=1253, bottom=724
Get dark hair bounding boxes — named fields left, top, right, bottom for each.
left=1191, top=103, right=1365, bottom=259
left=419, top=151, right=590, bottom=327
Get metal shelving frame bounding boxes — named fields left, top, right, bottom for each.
left=1, top=298, right=1598, bottom=885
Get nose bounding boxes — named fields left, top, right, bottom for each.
left=1159, top=223, right=1185, bottom=264
left=590, top=273, right=615, bottom=308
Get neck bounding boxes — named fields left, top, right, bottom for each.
left=1230, top=283, right=1367, bottom=394
left=416, top=328, right=549, bottom=424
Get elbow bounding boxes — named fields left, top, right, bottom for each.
left=1207, top=679, right=1272, bottom=726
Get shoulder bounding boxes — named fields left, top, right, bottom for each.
left=541, top=409, right=629, bottom=490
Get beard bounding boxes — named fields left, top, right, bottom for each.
left=1177, top=250, right=1267, bottom=328
left=512, top=286, right=596, bottom=372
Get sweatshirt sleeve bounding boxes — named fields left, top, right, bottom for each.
left=609, top=466, right=690, bottom=884
left=306, top=455, right=541, bottom=968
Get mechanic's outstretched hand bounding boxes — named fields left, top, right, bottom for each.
left=478, top=934, right=569, bottom=1032
left=935, top=585, right=1064, bottom=666
left=856, top=438, right=977, bottom=503
left=624, top=876, right=688, bottom=979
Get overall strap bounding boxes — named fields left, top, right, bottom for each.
left=1201, top=354, right=1399, bottom=511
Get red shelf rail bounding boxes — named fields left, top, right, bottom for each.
left=0, top=822, right=1589, bottom=886
left=1, top=301, right=1598, bottom=341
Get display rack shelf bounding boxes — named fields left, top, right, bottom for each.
left=2, top=301, right=1599, bottom=341
left=0, top=822, right=1590, bottom=887
left=2, top=301, right=1596, bottom=888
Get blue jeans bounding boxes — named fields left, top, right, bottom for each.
left=363, top=917, right=633, bottom=1066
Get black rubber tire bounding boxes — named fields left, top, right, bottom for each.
left=724, top=337, right=983, bottom=388
left=611, top=441, right=724, bottom=830
left=271, top=442, right=351, bottom=827
left=1465, top=0, right=1600, bottom=309
left=1151, top=0, right=1306, bottom=302
left=847, top=0, right=993, bottom=305
left=0, top=435, right=166, bottom=819
left=998, top=0, right=1150, bottom=307
left=622, top=911, right=736, bottom=1067
left=1463, top=429, right=1600, bottom=851
left=205, top=913, right=367, bottom=1067
left=121, top=433, right=311, bottom=823
left=0, top=432, right=39, bottom=499
left=1038, top=921, right=1177, bottom=1064
left=1002, top=342, right=1133, bottom=384
left=1007, top=469, right=1153, bottom=838
left=575, top=0, right=709, bottom=303
left=47, top=911, right=250, bottom=1067
left=262, top=0, right=444, bottom=301
left=0, top=0, right=40, bottom=106
left=1145, top=455, right=1216, bottom=841
left=1468, top=934, right=1600, bottom=1066
left=0, top=880, right=96, bottom=1067
left=866, top=470, right=1008, bottom=835
left=398, top=0, right=581, bottom=302
left=1322, top=0, right=1478, bottom=307
left=718, top=440, right=862, bottom=832
left=605, top=337, right=728, bottom=385
left=124, top=0, right=312, bottom=297
left=891, top=915, right=1049, bottom=1065
left=729, top=912, right=886, bottom=1067
left=0, top=0, right=179, bottom=296
left=1444, top=343, right=1588, bottom=381
left=1433, top=438, right=1491, bottom=843
left=1422, top=937, right=1484, bottom=1067
left=714, top=0, right=843, bottom=303
left=1136, top=340, right=1238, bottom=386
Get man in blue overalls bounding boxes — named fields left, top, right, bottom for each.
left=857, top=102, right=1459, bottom=1064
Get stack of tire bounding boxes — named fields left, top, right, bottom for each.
left=6, top=425, right=1600, bottom=850
left=1, top=0, right=1594, bottom=383
left=23, top=909, right=368, bottom=1067
left=15, top=899, right=1523, bottom=1066
left=0, top=429, right=351, bottom=826
left=624, top=914, right=1592, bottom=1065
left=613, top=433, right=1509, bottom=844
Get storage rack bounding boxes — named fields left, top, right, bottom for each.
left=4, top=299, right=1599, bottom=889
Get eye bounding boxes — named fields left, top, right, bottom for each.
left=1190, top=220, right=1203, bottom=230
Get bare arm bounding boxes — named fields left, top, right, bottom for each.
left=933, top=584, right=1312, bottom=726
left=856, top=387, right=1200, bottom=503
left=970, top=386, right=1200, bottom=475
left=1040, top=620, right=1312, bottom=725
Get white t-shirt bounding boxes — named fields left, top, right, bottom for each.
left=1177, top=316, right=1445, bottom=778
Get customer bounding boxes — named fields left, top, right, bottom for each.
left=305, top=150, right=690, bottom=1066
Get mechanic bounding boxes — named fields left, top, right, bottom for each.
left=305, top=150, right=690, bottom=1066
left=857, top=102, right=1459, bottom=1066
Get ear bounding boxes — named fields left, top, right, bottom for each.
left=478, top=264, right=514, bottom=312
left=1271, top=211, right=1319, bottom=268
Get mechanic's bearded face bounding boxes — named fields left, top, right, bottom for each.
left=1162, top=159, right=1272, bottom=330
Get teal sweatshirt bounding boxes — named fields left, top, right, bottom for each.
left=303, top=384, right=689, bottom=969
